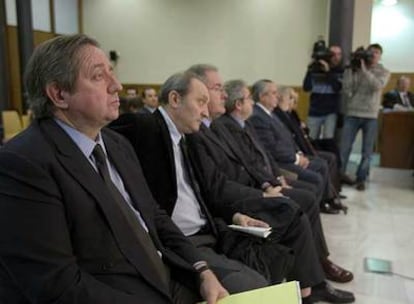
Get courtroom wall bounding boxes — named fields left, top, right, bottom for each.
left=83, top=0, right=329, bottom=86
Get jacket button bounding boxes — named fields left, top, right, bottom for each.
left=102, top=262, right=114, bottom=271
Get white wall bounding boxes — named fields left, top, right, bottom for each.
left=353, top=0, right=373, bottom=50
left=54, top=0, right=79, bottom=34
left=371, top=0, right=414, bottom=72
left=83, top=0, right=328, bottom=85
left=6, top=0, right=51, bottom=31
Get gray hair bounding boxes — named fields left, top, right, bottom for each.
left=224, top=79, right=247, bottom=113
left=278, top=86, right=293, bottom=99
left=24, top=34, right=99, bottom=119
left=186, top=64, right=218, bottom=84
left=397, top=75, right=410, bottom=85
left=251, top=79, right=273, bottom=103
left=158, top=71, right=202, bottom=105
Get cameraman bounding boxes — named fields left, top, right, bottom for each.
left=340, top=43, right=390, bottom=191
left=303, top=45, right=343, bottom=140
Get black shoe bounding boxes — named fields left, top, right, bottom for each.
left=321, top=259, right=354, bottom=283
left=312, top=282, right=355, bottom=303
left=320, top=202, right=340, bottom=214
left=329, top=198, right=348, bottom=215
left=355, top=181, right=365, bottom=191
left=340, top=174, right=356, bottom=186
left=339, top=194, right=347, bottom=199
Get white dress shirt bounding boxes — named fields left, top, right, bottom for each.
left=159, top=107, right=207, bottom=236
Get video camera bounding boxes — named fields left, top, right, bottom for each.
left=349, top=46, right=374, bottom=70
left=308, top=39, right=333, bottom=73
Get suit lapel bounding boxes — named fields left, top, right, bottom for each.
left=154, top=110, right=177, bottom=188
left=39, top=119, right=171, bottom=298
left=200, top=123, right=239, bottom=162
left=213, top=116, right=251, bottom=165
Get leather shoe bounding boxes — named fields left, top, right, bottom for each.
left=329, top=198, right=348, bottom=215
left=321, top=259, right=354, bottom=283
left=312, top=281, right=355, bottom=303
left=340, top=174, right=356, bottom=185
left=355, top=181, right=365, bottom=191
left=320, top=202, right=340, bottom=214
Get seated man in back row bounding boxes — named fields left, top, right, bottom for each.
left=0, top=34, right=239, bottom=304
left=138, top=87, right=160, bottom=114
left=382, top=76, right=414, bottom=110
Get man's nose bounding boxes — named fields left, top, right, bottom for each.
left=108, top=74, right=123, bottom=93
left=201, top=104, right=209, bottom=118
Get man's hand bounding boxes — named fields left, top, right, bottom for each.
left=298, top=154, right=310, bottom=169
left=318, top=59, right=330, bottom=72
left=199, top=269, right=229, bottom=304
left=263, top=185, right=283, bottom=197
left=360, top=59, right=367, bottom=72
left=232, top=212, right=270, bottom=228
left=278, top=176, right=292, bottom=189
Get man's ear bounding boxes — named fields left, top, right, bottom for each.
left=168, top=90, right=181, bottom=109
left=235, top=99, right=243, bottom=110
left=45, top=82, right=69, bottom=109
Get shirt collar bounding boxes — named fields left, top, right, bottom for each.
left=256, top=102, right=272, bottom=116
left=229, top=113, right=245, bottom=128
left=144, top=105, right=157, bottom=113
left=201, top=118, right=211, bottom=128
left=159, top=107, right=183, bottom=146
left=54, top=118, right=107, bottom=159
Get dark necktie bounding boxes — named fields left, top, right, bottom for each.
left=403, top=93, right=410, bottom=107
left=92, top=144, right=168, bottom=286
left=178, top=137, right=217, bottom=236
left=244, top=126, right=273, bottom=175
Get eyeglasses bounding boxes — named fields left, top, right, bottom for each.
left=207, top=84, right=225, bottom=93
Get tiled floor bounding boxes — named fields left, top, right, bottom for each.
left=320, top=167, right=414, bottom=304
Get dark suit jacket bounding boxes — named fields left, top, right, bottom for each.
left=186, top=122, right=301, bottom=243
left=0, top=119, right=201, bottom=304
left=210, top=115, right=280, bottom=187
left=383, top=89, right=414, bottom=109
left=248, top=104, right=298, bottom=165
left=274, top=108, right=314, bottom=156
left=109, top=110, right=256, bottom=223
left=192, top=123, right=262, bottom=189
left=138, top=106, right=153, bottom=114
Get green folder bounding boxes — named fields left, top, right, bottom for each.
left=198, top=281, right=301, bottom=304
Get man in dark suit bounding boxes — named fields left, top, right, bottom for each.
left=274, top=86, right=345, bottom=211
left=383, top=76, right=414, bottom=110
left=138, top=87, right=159, bottom=114
left=0, top=34, right=230, bottom=304
left=248, top=80, right=340, bottom=213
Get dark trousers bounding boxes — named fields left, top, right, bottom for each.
left=281, top=163, right=324, bottom=202
left=237, top=197, right=325, bottom=289
left=317, top=150, right=341, bottom=193
left=281, top=186, right=329, bottom=259
left=187, top=234, right=269, bottom=294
